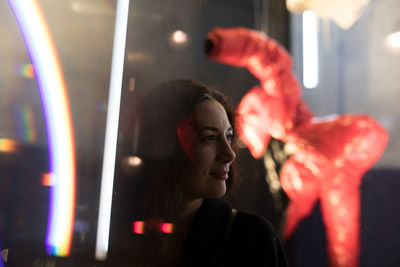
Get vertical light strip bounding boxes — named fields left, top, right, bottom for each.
left=8, top=0, right=76, bottom=256
left=302, top=10, right=319, bottom=89
left=95, top=0, right=130, bottom=260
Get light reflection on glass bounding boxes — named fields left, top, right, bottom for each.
left=95, top=0, right=130, bottom=261
left=127, top=156, right=142, bottom=167
left=16, top=105, right=37, bottom=143
left=8, top=0, right=76, bottom=257
left=385, top=31, right=400, bottom=54
left=133, top=221, right=145, bottom=234
left=132, top=220, right=175, bottom=234
left=169, top=30, right=189, bottom=49
left=160, top=223, right=174, bottom=234
left=15, top=63, right=35, bottom=78
left=172, top=30, right=188, bottom=44
left=0, top=138, right=17, bottom=153
left=41, top=173, right=54, bottom=187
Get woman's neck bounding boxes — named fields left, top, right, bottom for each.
left=177, top=197, right=203, bottom=237
left=164, top=198, right=202, bottom=265
left=181, top=198, right=203, bottom=220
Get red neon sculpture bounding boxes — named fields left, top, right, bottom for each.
left=206, top=27, right=388, bottom=267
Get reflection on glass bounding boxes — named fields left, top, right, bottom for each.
left=0, top=138, right=17, bottom=153
left=16, top=105, right=37, bottom=143
left=95, top=0, right=130, bottom=261
left=9, top=0, right=76, bottom=257
left=170, top=30, right=189, bottom=48
left=385, top=31, right=400, bottom=54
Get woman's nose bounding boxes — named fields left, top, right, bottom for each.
left=217, top=139, right=236, bottom=163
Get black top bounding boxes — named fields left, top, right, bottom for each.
left=181, top=198, right=288, bottom=267
left=107, top=198, right=288, bottom=266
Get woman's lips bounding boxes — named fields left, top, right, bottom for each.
left=210, top=172, right=229, bottom=180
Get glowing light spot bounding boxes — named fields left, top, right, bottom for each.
left=160, top=223, right=174, bottom=234
left=333, top=158, right=344, bottom=168
left=0, top=138, right=17, bottom=153
left=284, top=143, right=298, bottom=155
left=71, top=0, right=114, bottom=15
left=303, top=160, right=320, bottom=176
left=20, top=63, right=35, bottom=78
left=171, top=30, right=188, bottom=44
left=265, top=79, right=276, bottom=92
left=42, top=172, right=54, bottom=186
left=242, top=125, right=265, bottom=157
left=292, top=175, right=303, bottom=191
left=133, top=221, right=145, bottom=234
left=385, top=31, right=400, bottom=54
left=337, top=231, right=346, bottom=242
left=127, top=156, right=142, bottom=166
left=329, top=191, right=340, bottom=206
left=126, top=52, right=154, bottom=64
left=129, top=77, right=135, bottom=92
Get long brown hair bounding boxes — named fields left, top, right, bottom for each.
left=114, top=79, right=240, bottom=266
left=134, top=79, right=239, bottom=219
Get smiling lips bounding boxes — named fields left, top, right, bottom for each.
left=210, top=171, right=229, bottom=180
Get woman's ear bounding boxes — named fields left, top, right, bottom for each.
left=177, top=115, right=196, bottom=159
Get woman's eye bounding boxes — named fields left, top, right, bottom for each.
left=226, top=134, right=234, bottom=143
left=201, top=135, right=216, bottom=142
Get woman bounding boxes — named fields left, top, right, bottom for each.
left=111, top=79, right=288, bottom=266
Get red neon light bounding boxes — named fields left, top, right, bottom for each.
left=160, top=222, right=174, bottom=234
left=132, top=221, right=145, bottom=234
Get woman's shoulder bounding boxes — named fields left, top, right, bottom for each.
left=187, top=198, right=288, bottom=266
left=201, top=198, right=279, bottom=238
left=226, top=210, right=289, bottom=266
left=235, top=210, right=277, bottom=234
left=230, top=210, right=282, bottom=245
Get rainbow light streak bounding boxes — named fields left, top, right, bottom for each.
left=95, top=0, right=130, bottom=261
left=14, top=63, right=35, bottom=78
left=21, top=63, right=35, bottom=78
left=19, top=105, right=37, bottom=143
left=8, top=0, right=76, bottom=257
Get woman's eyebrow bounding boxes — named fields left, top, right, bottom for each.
left=198, top=126, right=233, bottom=132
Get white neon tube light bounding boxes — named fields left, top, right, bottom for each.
left=302, top=10, right=319, bottom=89
left=95, top=0, right=130, bottom=260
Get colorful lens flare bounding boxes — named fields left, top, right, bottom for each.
left=160, top=223, right=174, bottom=234
left=42, top=172, right=54, bottom=187
left=16, top=105, right=37, bottom=143
left=9, top=0, right=76, bottom=257
left=0, top=138, right=17, bottom=153
left=132, top=221, right=145, bottom=234
left=21, top=63, right=35, bottom=78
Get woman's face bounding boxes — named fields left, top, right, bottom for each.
left=179, top=99, right=236, bottom=201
